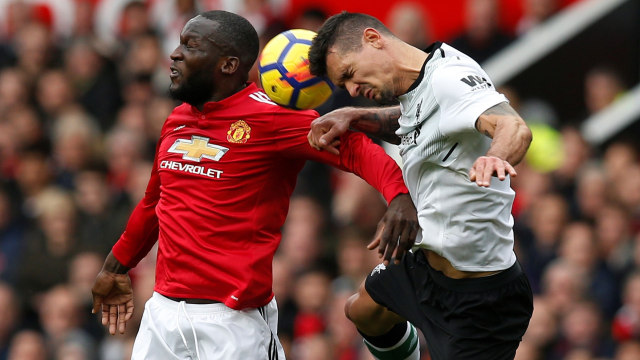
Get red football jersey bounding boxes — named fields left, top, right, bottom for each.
left=112, top=83, right=408, bottom=309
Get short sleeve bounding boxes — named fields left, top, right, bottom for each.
left=432, top=59, right=507, bottom=136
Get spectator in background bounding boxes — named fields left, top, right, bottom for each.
left=0, top=68, right=30, bottom=115
left=13, top=143, right=54, bottom=218
left=520, top=297, right=559, bottom=359
left=5, top=107, right=45, bottom=153
left=326, top=289, right=363, bottom=360
left=553, top=125, right=592, bottom=211
left=63, top=38, right=122, bottom=131
left=614, top=165, right=640, bottom=229
left=569, top=164, right=607, bottom=221
left=558, top=221, right=619, bottom=317
left=16, top=187, right=79, bottom=310
left=386, top=1, right=430, bottom=50
left=38, top=285, right=95, bottom=358
left=67, top=252, right=103, bottom=331
left=616, top=341, right=640, bottom=360
left=292, top=7, right=328, bottom=32
left=34, top=69, right=78, bottom=126
left=7, top=330, right=47, bottom=360
left=332, top=227, right=376, bottom=293
left=612, top=271, right=640, bottom=343
left=11, top=21, right=60, bottom=83
left=331, top=169, right=388, bottom=235
left=516, top=0, right=559, bottom=35
left=549, top=301, right=615, bottom=359
left=103, top=126, right=147, bottom=192
left=0, top=185, right=24, bottom=284
left=540, top=260, right=587, bottom=316
left=450, top=0, right=513, bottom=64
left=516, top=193, right=569, bottom=293
left=280, top=195, right=328, bottom=273
left=73, top=164, right=130, bottom=256
left=596, top=203, right=634, bottom=276
left=50, top=109, right=101, bottom=189
left=0, top=282, right=19, bottom=359
left=291, top=268, right=332, bottom=357
left=603, top=141, right=637, bottom=185
left=584, top=66, right=626, bottom=116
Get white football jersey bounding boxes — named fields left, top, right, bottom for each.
left=398, top=42, right=516, bottom=271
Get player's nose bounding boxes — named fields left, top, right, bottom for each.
left=170, top=46, right=184, bottom=61
left=345, top=82, right=359, bottom=98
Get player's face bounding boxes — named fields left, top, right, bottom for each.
left=169, top=16, right=221, bottom=105
left=325, top=45, right=396, bottom=105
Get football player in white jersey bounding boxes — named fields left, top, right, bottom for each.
left=307, top=12, right=533, bottom=360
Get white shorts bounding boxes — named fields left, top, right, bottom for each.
left=131, top=292, right=285, bottom=360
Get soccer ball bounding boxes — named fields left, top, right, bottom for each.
left=258, top=29, right=334, bottom=110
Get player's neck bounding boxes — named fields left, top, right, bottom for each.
left=392, top=42, right=429, bottom=94
left=193, top=81, right=248, bottom=110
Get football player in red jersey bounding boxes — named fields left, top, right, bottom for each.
left=91, top=10, right=417, bottom=360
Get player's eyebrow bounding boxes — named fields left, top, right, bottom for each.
left=336, top=67, right=352, bottom=88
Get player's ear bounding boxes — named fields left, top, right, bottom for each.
left=363, top=28, right=383, bottom=49
left=220, top=56, right=240, bottom=75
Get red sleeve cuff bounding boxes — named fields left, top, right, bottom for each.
left=382, top=181, right=409, bottom=205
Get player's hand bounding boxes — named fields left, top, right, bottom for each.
left=368, top=193, right=419, bottom=265
left=92, top=271, right=134, bottom=335
left=469, top=156, right=517, bottom=187
left=308, top=108, right=356, bottom=155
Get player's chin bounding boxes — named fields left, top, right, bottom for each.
left=169, top=82, right=182, bottom=94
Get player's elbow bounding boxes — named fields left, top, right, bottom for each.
left=519, top=119, right=533, bottom=149
left=512, top=118, right=532, bottom=166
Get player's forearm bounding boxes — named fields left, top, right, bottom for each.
left=102, top=251, right=130, bottom=274
left=485, top=117, right=532, bottom=165
left=347, top=106, right=402, bottom=144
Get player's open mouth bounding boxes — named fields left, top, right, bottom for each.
left=170, top=66, right=180, bottom=79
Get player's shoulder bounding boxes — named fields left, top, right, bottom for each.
left=245, top=88, right=319, bottom=121
left=432, top=49, right=494, bottom=100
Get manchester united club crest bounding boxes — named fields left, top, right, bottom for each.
left=227, top=120, right=251, bottom=143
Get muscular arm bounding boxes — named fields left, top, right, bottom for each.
left=475, top=102, right=532, bottom=165
left=308, top=106, right=402, bottom=155
left=349, top=106, right=403, bottom=145
left=470, top=102, right=532, bottom=186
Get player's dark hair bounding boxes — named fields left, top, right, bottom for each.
left=309, top=11, right=392, bottom=77
left=200, top=10, right=259, bottom=70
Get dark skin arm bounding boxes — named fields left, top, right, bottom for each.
left=470, top=102, right=532, bottom=187
left=370, top=193, right=419, bottom=265
left=308, top=106, right=402, bottom=155
left=307, top=106, right=416, bottom=263
left=91, top=251, right=134, bottom=335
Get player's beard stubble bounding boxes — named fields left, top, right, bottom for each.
left=169, top=68, right=216, bottom=106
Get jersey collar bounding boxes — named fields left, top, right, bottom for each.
left=405, top=41, right=443, bottom=94
left=189, top=82, right=258, bottom=114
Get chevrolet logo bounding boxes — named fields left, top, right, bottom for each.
left=168, top=136, right=229, bottom=162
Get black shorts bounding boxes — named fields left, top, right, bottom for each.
left=365, top=250, right=533, bottom=360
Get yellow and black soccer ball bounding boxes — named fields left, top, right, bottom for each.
left=258, top=29, right=334, bottom=110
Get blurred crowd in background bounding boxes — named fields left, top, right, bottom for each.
left=0, top=0, right=637, bottom=359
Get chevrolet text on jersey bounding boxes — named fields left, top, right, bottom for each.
left=159, top=160, right=223, bottom=179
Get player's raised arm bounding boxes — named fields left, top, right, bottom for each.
left=469, top=102, right=532, bottom=187
left=308, top=106, right=402, bottom=155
